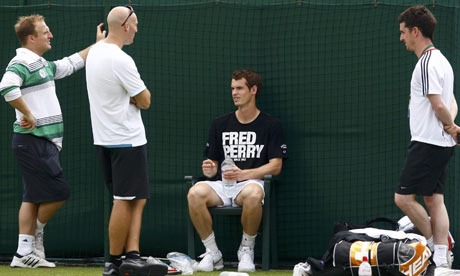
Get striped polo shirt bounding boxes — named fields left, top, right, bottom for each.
left=0, top=48, right=84, bottom=150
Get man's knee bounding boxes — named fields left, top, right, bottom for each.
left=395, top=193, right=413, bottom=210
left=241, top=184, right=264, bottom=207
left=131, top=198, right=146, bottom=210
left=424, top=194, right=444, bottom=210
left=113, top=199, right=131, bottom=208
left=187, top=182, right=209, bottom=207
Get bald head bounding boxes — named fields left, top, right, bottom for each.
left=107, top=6, right=132, bottom=31
left=105, top=6, right=138, bottom=47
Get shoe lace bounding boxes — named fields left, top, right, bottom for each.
left=238, top=246, right=254, bottom=261
left=239, top=246, right=251, bottom=253
left=239, top=246, right=253, bottom=256
left=34, top=231, right=44, bottom=251
left=198, top=249, right=213, bottom=259
left=147, top=257, right=162, bottom=264
left=36, top=231, right=43, bottom=241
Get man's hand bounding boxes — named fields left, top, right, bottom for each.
left=130, top=97, right=137, bottom=105
left=444, top=124, right=460, bottom=144
left=202, top=159, right=217, bottom=178
left=222, top=165, right=247, bottom=182
left=96, top=23, right=106, bottom=42
left=20, top=112, right=36, bottom=130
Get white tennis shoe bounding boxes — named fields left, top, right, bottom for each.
left=237, top=246, right=255, bottom=272
left=10, top=252, right=55, bottom=268
left=197, top=248, right=223, bottom=271
left=293, top=261, right=313, bottom=276
left=33, top=229, right=45, bottom=259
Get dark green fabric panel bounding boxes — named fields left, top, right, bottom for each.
left=5, top=1, right=460, bottom=8
left=0, top=1, right=459, bottom=266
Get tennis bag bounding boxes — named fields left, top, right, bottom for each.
left=331, top=228, right=431, bottom=276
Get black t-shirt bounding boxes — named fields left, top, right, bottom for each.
left=205, top=111, right=287, bottom=179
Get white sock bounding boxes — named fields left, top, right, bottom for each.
left=427, top=236, right=434, bottom=252
left=433, top=245, right=448, bottom=267
left=17, top=234, right=34, bottom=256
left=202, top=232, right=219, bottom=252
left=241, top=232, right=257, bottom=250
left=35, top=219, right=46, bottom=233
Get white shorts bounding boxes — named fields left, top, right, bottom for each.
left=198, top=179, right=265, bottom=207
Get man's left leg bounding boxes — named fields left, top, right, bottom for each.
left=119, top=199, right=168, bottom=276
left=11, top=202, right=57, bottom=268
left=34, top=200, right=66, bottom=259
left=425, top=194, right=449, bottom=267
left=235, top=183, right=264, bottom=272
left=125, top=199, right=146, bottom=255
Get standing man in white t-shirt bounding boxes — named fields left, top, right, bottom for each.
left=86, top=6, right=167, bottom=276
left=395, top=5, right=459, bottom=269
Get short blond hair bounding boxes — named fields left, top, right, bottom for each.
left=14, top=14, right=45, bottom=46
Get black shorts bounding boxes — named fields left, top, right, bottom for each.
left=397, top=141, right=454, bottom=196
left=12, top=133, right=70, bottom=203
left=95, top=145, right=150, bottom=200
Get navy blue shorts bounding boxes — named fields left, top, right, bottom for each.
left=12, top=133, right=70, bottom=203
left=96, top=145, right=150, bottom=200
left=397, top=141, right=454, bottom=196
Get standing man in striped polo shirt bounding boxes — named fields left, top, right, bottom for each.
left=395, top=6, right=459, bottom=269
left=0, top=15, right=105, bottom=268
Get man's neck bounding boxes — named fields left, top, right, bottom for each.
left=105, top=34, right=124, bottom=49
left=415, top=40, right=434, bottom=59
left=235, top=105, right=260, bottom=124
left=23, top=45, right=43, bottom=57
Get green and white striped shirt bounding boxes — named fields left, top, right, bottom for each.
left=0, top=48, right=84, bottom=150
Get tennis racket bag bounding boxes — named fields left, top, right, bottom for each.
left=333, top=238, right=431, bottom=276
left=305, top=228, right=432, bottom=276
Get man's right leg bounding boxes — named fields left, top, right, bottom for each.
left=113, top=199, right=167, bottom=276
left=36, top=201, right=66, bottom=225
left=109, top=199, right=133, bottom=256
left=103, top=199, right=132, bottom=276
left=34, top=200, right=66, bottom=259
left=187, top=182, right=224, bottom=271
left=395, top=142, right=435, bottom=249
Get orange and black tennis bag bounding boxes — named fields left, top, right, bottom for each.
left=306, top=219, right=432, bottom=276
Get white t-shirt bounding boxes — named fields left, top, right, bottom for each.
left=409, top=49, right=455, bottom=147
left=86, top=41, right=147, bottom=147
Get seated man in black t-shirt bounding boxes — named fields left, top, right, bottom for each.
left=187, top=69, right=288, bottom=272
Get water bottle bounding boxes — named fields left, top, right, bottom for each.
left=219, top=272, right=249, bottom=276
left=358, top=256, right=372, bottom=276
left=221, top=157, right=236, bottom=198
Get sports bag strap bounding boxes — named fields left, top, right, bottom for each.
left=383, top=266, right=406, bottom=276
left=365, top=217, right=399, bottom=230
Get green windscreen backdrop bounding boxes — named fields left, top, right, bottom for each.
left=1, top=0, right=460, bottom=266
